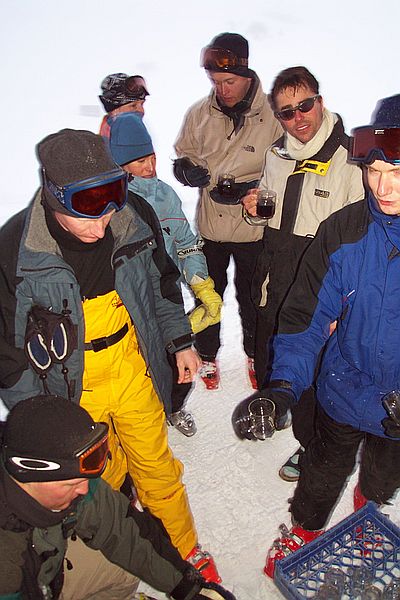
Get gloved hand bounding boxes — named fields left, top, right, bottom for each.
left=232, top=388, right=294, bottom=440
left=192, top=581, right=236, bottom=599
left=189, top=276, right=222, bottom=334
left=209, top=180, right=259, bottom=206
left=173, top=157, right=211, bottom=188
left=382, top=417, right=400, bottom=438
left=169, top=567, right=236, bottom=600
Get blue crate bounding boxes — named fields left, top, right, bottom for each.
left=274, top=502, right=400, bottom=599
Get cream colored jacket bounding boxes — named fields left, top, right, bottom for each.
left=175, top=77, right=282, bottom=243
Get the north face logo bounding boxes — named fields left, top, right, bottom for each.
left=243, top=145, right=255, bottom=152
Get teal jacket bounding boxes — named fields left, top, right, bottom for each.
left=129, top=176, right=208, bottom=285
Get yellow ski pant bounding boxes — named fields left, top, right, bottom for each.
left=80, top=291, right=197, bottom=557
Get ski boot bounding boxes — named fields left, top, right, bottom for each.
left=264, top=523, right=324, bottom=578
left=278, top=446, right=305, bottom=482
left=168, top=409, right=197, bottom=437
left=186, top=544, right=222, bottom=583
left=247, top=357, right=258, bottom=390
left=353, top=482, right=368, bottom=512
left=199, top=359, right=220, bottom=390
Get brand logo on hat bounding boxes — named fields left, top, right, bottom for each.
left=10, top=456, right=61, bottom=471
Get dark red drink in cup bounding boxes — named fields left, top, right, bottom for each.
left=256, top=190, right=276, bottom=219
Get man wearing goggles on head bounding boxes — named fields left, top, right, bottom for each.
left=240, top=66, right=364, bottom=481
left=255, top=94, right=400, bottom=578
left=0, top=395, right=235, bottom=600
left=174, top=32, right=282, bottom=392
left=0, top=128, right=224, bottom=584
left=99, top=72, right=149, bottom=138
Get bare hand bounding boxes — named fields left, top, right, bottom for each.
left=242, top=188, right=259, bottom=216
left=175, top=348, right=201, bottom=383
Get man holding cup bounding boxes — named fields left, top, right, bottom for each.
left=260, top=94, right=400, bottom=576
left=242, top=66, right=364, bottom=480
left=174, top=33, right=282, bottom=390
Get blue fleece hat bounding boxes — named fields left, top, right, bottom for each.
left=109, top=112, right=154, bottom=166
left=370, top=94, right=400, bottom=128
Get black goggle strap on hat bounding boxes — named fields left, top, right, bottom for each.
left=24, top=304, right=78, bottom=400
left=349, top=126, right=400, bottom=165
left=200, top=46, right=248, bottom=71
left=3, top=421, right=110, bottom=482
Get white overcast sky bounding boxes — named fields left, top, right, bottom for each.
left=1, top=0, right=399, bottom=220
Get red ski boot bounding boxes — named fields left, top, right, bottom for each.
left=247, top=357, right=258, bottom=390
left=353, top=483, right=368, bottom=512
left=264, top=523, right=324, bottom=578
left=186, top=545, right=222, bottom=583
left=199, top=359, right=220, bottom=390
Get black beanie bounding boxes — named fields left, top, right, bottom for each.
left=204, top=32, right=252, bottom=77
left=3, top=395, right=100, bottom=482
left=37, top=129, right=120, bottom=215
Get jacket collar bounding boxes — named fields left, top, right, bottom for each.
left=368, top=192, right=400, bottom=250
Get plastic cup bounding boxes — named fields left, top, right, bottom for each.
left=256, top=189, right=276, bottom=219
left=248, top=397, right=275, bottom=440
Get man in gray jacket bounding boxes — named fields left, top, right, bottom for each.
left=174, top=32, right=282, bottom=391
left=0, top=394, right=235, bottom=599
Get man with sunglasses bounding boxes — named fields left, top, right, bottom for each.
left=0, top=128, right=223, bottom=583
left=241, top=66, right=364, bottom=479
left=99, top=72, right=149, bottom=137
left=256, top=94, right=400, bottom=577
left=0, top=394, right=235, bottom=599
left=174, top=32, right=282, bottom=391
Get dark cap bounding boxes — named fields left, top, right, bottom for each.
left=37, top=128, right=119, bottom=214
left=2, top=395, right=103, bottom=482
left=99, top=73, right=149, bottom=113
left=370, top=94, right=400, bottom=128
left=202, top=32, right=252, bottom=77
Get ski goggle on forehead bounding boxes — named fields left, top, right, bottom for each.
left=4, top=422, right=111, bottom=482
left=124, top=75, right=149, bottom=100
left=349, top=127, right=400, bottom=164
left=200, top=47, right=248, bottom=71
left=274, top=95, right=321, bottom=121
left=43, top=169, right=128, bottom=218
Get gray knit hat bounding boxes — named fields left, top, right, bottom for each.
left=37, top=129, right=120, bottom=215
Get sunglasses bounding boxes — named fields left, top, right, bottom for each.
left=274, top=95, right=321, bottom=121
left=349, top=127, right=400, bottom=164
left=43, top=169, right=128, bottom=218
left=200, top=47, right=248, bottom=71
left=4, top=421, right=110, bottom=482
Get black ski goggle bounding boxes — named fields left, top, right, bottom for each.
left=200, top=47, right=248, bottom=71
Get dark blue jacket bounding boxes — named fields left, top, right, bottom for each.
left=271, top=193, right=400, bottom=437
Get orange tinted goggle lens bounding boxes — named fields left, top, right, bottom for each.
left=201, top=47, right=244, bottom=70
left=71, top=177, right=126, bottom=217
left=350, top=127, right=400, bottom=163
left=79, top=434, right=109, bottom=474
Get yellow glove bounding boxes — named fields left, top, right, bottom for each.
left=188, top=276, right=223, bottom=334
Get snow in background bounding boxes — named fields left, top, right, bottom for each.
left=1, top=1, right=400, bottom=597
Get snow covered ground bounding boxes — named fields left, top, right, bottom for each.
left=137, top=262, right=400, bottom=600
left=2, top=2, right=400, bottom=598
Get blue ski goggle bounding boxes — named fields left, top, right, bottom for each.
left=42, top=168, right=128, bottom=218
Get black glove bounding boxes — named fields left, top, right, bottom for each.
left=209, top=179, right=259, bottom=206
left=382, top=417, right=400, bottom=438
left=173, top=157, right=211, bottom=188
left=170, top=567, right=236, bottom=600
left=264, top=388, right=295, bottom=430
left=192, top=581, right=236, bottom=599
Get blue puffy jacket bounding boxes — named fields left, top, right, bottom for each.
left=271, top=193, right=400, bottom=438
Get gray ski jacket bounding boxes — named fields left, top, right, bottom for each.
left=0, top=191, right=192, bottom=413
